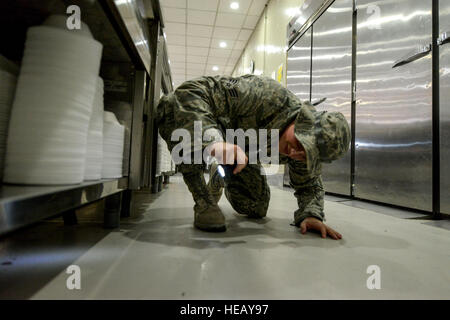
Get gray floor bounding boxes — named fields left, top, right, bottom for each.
left=1, top=175, right=450, bottom=299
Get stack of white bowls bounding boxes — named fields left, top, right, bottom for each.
left=156, top=133, right=172, bottom=176
left=0, top=68, right=17, bottom=181
left=84, top=77, right=104, bottom=180
left=3, top=15, right=102, bottom=185
left=102, top=111, right=125, bottom=179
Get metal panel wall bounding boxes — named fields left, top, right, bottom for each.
left=311, top=0, right=353, bottom=195
left=287, top=27, right=312, bottom=102
left=439, top=0, right=450, bottom=214
left=355, top=0, right=433, bottom=211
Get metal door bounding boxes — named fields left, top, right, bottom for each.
left=287, top=27, right=312, bottom=102
left=439, top=0, right=450, bottom=214
left=355, top=0, right=433, bottom=211
left=311, top=0, right=353, bottom=195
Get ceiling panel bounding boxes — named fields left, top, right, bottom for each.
left=207, top=56, right=229, bottom=65
left=187, top=46, right=209, bottom=56
left=209, top=48, right=231, bottom=58
left=243, top=15, right=259, bottom=28
left=215, top=12, right=246, bottom=28
left=210, top=38, right=235, bottom=49
left=168, top=45, right=186, bottom=55
left=238, top=28, right=253, bottom=41
left=187, top=10, right=216, bottom=25
left=206, top=65, right=226, bottom=73
left=230, top=49, right=242, bottom=58
left=187, top=69, right=204, bottom=76
left=188, top=0, right=219, bottom=11
left=161, top=0, right=268, bottom=83
left=187, top=55, right=208, bottom=63
left=160, top=0, right=186, bottom=9
left=164, top=22, right=186, bottom=35
left=171, top=61, right=186, bottom=69
left=212, top=27, right=240, bottom=40
left=186, top=36, right=211, bottom=47
left=170, top=54, right=187, bottom=62
left=165, top=34, right=186, bottom=45
left=186, top=62, right=206, bottom=69
left=187, top=24, right=214, bottom=37
left=162, top=7, right=186, bottom=23
left=248, top=0, right=267, bottom=16
left=218, top=0, right=252, bottom=14
left=233, top=40, right=247, bottom=50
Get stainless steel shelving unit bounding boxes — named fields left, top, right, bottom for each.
left=0, top=178, right=128, bottom=235
left=0, top=0, right=172, bottom=236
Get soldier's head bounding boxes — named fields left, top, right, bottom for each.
left=279, top=108, right=351, bottom=171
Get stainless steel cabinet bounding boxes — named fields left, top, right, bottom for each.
left=287, top=27, right=312, bottom=102
left=439, top=0, right=450, bottom=214
left=355, top=0, right=433, bottom=210
left=311, top=0, right=353, bottom=195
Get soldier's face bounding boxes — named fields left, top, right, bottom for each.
left=279, top=122, right=306, bottom=161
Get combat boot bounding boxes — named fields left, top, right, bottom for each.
left=182, top=169, right=226, bottom=232
left=194, top=203, right=226, bottom=232
left=207, top=159, right=224, bottom=204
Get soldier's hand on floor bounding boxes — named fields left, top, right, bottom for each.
left=209, top=142, right=248, bottom=174
left=299, top=217, right=342, bottom=240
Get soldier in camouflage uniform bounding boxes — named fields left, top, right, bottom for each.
left=156, top=75, right=350, bottom=239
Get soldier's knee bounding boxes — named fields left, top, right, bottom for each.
left=247, top=201, right=269, bottom=219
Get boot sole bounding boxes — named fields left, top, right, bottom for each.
left=194, top=222, right=227, bottom=232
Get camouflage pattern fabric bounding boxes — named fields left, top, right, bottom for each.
left=293, top=107, right=351, bottom=173
left=178, top=163, right=215, bottom=213
left=157, top=75, right=351, bottom=226
left=222, top=163, right=271, bottom=218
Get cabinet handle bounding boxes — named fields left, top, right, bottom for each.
left=438, top=31, right=450, bottom=46
left=311, top=97, right=327, bottom=106
left=392, top=44, right=431, bottom=68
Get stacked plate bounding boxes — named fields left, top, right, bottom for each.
left=3, top=16, right=102, bottom=185
left=155, top=133, right=172, bottom=176
left=84, top=77, right=104, bottom=180
left=0, top=69, right=17, bottom=181
left=102, top=111, right=125, bottom=179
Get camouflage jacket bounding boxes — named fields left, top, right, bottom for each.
left=157, top=75, right=325, bottom=225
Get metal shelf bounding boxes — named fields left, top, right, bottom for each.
left=0, top=0, right=168, bottom=235
left=0, top=177, right=128, bottom=236
left=0, top=0, right=151, bottom=72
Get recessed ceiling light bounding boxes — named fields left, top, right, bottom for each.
left=230, top=2, right=239, bottom=10
left=212, top=66, right=219, bottom=71
left=219, top=41, right=227, bottom=48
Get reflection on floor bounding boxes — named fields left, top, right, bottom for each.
left=1, top=175, right=449, bottom=299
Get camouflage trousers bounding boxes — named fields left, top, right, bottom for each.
left=179, top=163, right=271, bottom=218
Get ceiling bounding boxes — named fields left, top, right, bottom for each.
left=159, top=0, right=268, bottom=88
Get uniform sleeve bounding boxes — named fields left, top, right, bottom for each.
left=159, top=82, right=224, bottom=161
left=288, top=158, right=325, bottom=226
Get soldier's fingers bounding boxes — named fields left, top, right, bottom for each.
left=225, top=147, right=235, bottom=165
left=233, top=162, right=247, bottom=174
left=328, top=229, right=338, bottom=240
left=326, top=226, right=342, bottom=240
left=300, top=221, right=307, bottom=234
left=320, top=226, right=327, bottom=238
